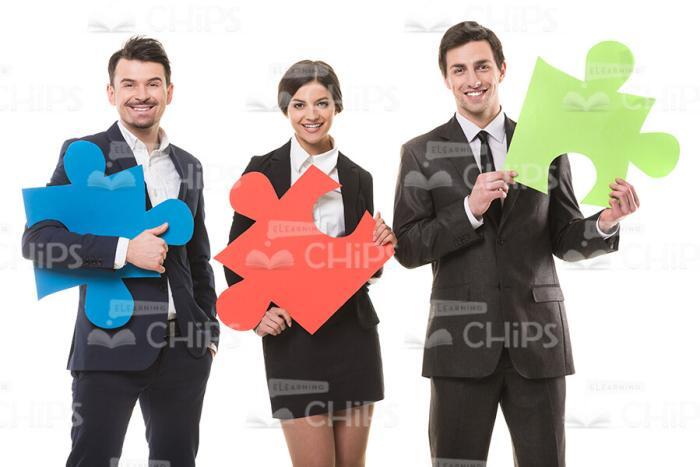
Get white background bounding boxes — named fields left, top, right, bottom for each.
left=2, top=0, right=699, bottom=465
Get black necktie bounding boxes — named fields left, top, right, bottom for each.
left=476, top=130, right=502, bottom=224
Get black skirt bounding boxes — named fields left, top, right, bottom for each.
left=262, top=303, right=384, bottom=420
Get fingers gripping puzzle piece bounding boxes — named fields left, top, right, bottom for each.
left=215, top=165, right=394, bottom=334
left=504, top=41, right=680, bottom=206
left=22, top=141, right=194, bottom=328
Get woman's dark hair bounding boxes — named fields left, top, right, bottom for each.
left=439, top=21, right=505, bottom=77
left=108, top=36, right=171, bottom=85
left=278, top=60, right=343, bottom=115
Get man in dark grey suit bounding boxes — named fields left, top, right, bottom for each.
left=393, top=22, right=639, bottom=466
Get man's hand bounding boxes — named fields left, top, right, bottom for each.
left=598, top=178, right=639, bottom=233
left=467, top=170, right=518, bottom=218
left=254, top=307, right=292, bottom=337
left=126, top=223, right=169, bottom=273
left=373, top=212, right=397, bottom=246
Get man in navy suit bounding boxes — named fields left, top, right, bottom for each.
left=22, top=36, right=218, bottom=467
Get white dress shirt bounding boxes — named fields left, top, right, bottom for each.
left=456, top=109, right=618, bottom=238
left=289, top=134, right=345, bottom=237
left=113, top=120, right=180, bottom=320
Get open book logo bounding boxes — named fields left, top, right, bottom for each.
left=562, top=91, right=611, bottom=112
left=87, top=17, right=136, bottom=33
left=87, top=170, right=136, bottom=190
left=87, top=329, right=136, bottom=349
left=245, top=99, right=279, bottom=112
left=245, top=413, right=283, bottom=428
left=404, top=20, right=452, bottom=33
left=425, top=329, right=453, bottom=349
left=404, top=170, right=453, bottom=190
left=565, top=414, right=612, bottom=429
left=244, top=250, right=294, bottom=270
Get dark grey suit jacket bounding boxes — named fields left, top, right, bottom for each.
left=393, top=115, right=619, bottom=379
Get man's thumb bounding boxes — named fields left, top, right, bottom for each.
left=147, top=222, right=169, bottom=235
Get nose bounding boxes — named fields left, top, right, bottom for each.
left=465, top=68, right=481, bottom=88
left=135, top=84, right=149, bottom=101
left=305, top=106, right=319, bottom=121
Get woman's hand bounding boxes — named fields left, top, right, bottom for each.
left=254, top=307, right=293, bottom=337
left=373, top=212, right=397, bottom=246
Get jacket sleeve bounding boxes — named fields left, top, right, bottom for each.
left=547, top=154, right=620, bottom=261
left=186, top=166, right=218, bottom=319
left=21, top=139, right=120, bottom=270
left=392, top=142, right=483, bottom=269
left=365, top=171, right=384, bottom=281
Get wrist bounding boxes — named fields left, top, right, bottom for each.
left=467, top=196, right=483, bottom=220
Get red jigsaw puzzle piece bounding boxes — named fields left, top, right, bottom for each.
left=215, top=165, right=394, bottom=334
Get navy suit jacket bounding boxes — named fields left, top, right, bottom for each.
left=22, top=122, right=219, bottom=371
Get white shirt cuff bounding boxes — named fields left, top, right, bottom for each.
left=596, top=218, right=620, bottom=239
left=114, top=237, right=129, bottom=269
left=464, top=195, right=484, bottom=230
left=208, top=343, right=218, bottom=355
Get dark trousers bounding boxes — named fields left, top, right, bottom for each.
left=66, top=323, right=213, bottom=467
left=429, top=350, right=566, bottom=467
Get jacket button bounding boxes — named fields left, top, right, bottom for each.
left=497, top=238, right=505, bottom=245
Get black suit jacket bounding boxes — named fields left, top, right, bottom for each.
left=224, top=140, right=381, bottom=329
left=393, top=115, right=620, bottom=379
left=22, top=122, right=219, bottom=371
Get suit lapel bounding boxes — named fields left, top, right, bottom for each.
left=105, top=121, right=153, bottom=209
left=438, top=116, right=480, bottom=193
left=438, top=116, right=501, bottom=230
left=105, top=122, right=138, bottom=173
left=337, top=152, right=359, bottom=234
left=499, top=116, right=520, bottom=230
left=166, top=145, right=189, bottom=202
left=267, top=141, right=292, bottom=199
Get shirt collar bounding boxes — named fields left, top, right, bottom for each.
left=290, top=134, right=339, bottom=175
left=455, top=107, right=506, bottom=144
left=117, top=120, right=170, bottom=158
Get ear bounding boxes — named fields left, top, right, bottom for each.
left=106, top=83, right=116, bottom=106
left=499, top=61, right=507, bottom=82
left=166, top=82, right=174, bottom=105
left=443, top=74, right=452, bottom=90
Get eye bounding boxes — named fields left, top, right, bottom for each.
left=478, top=64, right=490, bottom=71
left=453, top=67, right=464, bottom=75
left=149, top=82, right=160, bottom=87
left=293, top=102, right=304, bottom=109
left=123, top=83, right=133, bottom=88
left=318, top=101, right=329, bottom=108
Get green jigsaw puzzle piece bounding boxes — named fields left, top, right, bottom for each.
left=504, top=41, right=680, bottom=207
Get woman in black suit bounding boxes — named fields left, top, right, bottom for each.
left=224, top=60, right=395, bottom=467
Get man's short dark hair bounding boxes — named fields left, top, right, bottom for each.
left=278, top=60, right=343, bottom=115
left=439, top=21, right=505, bottom=77
left=108, top=36, right=171, bottom=85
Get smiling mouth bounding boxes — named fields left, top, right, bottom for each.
left=302, top=122, right=323, bottom=129
left=465, top=89, right=486, bottom=97
left=128, top=103, right=156, bottom=113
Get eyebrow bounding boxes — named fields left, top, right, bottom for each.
left=119, top=77, right=163, bottom=84
left=450, top=59, right=492, bottom=69
left=290, top=97, right=330, bottom=103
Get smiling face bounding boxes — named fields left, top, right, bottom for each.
left=287, top=80, right=336, bottom=154
left=444, top=40, right=505, bottom=127
left=107, top=58, right=173, bottom=132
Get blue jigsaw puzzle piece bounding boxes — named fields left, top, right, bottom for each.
left=23, top=140, right=194, bottom=328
